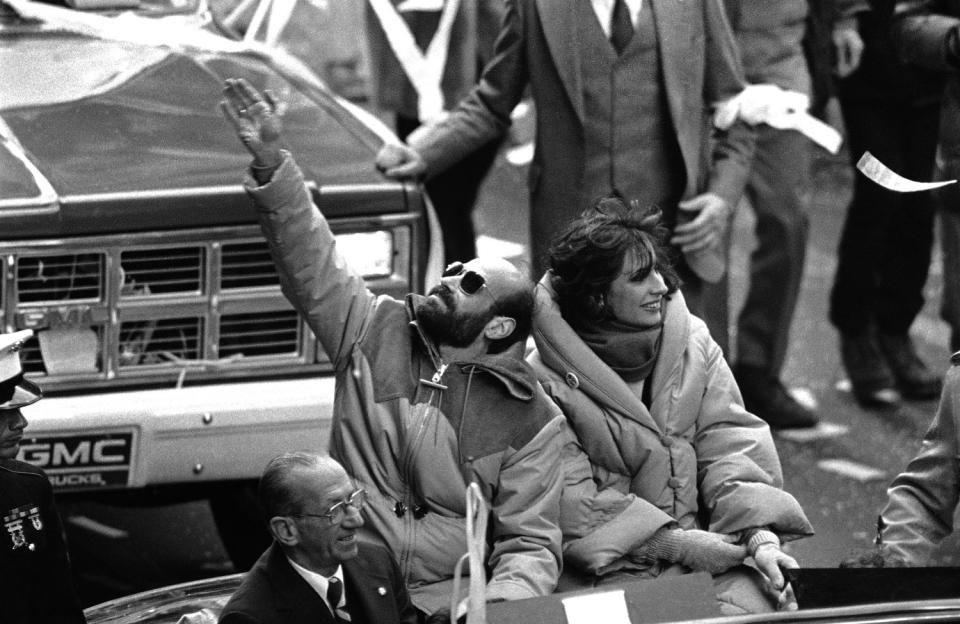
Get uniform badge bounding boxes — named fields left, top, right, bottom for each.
left=4, top=518, right=25, bottom=549
left=4, top=505, right=41, bottom=550
left=28, top=507, right=42, bottom=531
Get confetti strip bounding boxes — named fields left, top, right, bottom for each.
left=817, top=458, right=887, bottom=482
left=857, top=151, right=956, bottom=192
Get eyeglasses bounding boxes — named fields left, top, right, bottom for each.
left=291, top=488, right=366, bottom=525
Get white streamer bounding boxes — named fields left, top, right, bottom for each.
left=367, top=0, right=460, bottom=123
left=450, top=482, right=488, bottom=624
left=857, top=151, right=956, bottom=192
left=713, top=83, right=843, bottom=154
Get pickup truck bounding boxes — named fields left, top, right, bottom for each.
left=0, top=0, right=432, bottom=568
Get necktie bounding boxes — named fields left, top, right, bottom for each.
left=610, top=0, right=634, bottom=55
left=326, top=577, right=352, bottom=622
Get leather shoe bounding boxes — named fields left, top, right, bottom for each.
left=733, top=364, right=818, bottom=429
left=877, top=333, right=942, bottom=400
left=839, top=331, right=901, bottom=408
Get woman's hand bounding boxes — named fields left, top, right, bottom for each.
left=753, top=543, right=799, bottom=611
left=635, top=527, right=747, bottom=575
left=220, top=78, right=284, bottom=178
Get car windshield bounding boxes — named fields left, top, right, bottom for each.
left=0, top=0, right=393, bottom=200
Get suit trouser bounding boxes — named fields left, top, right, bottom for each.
left=829, top=97, right=938, bottom=336
left=735, top=125, right=810, bottom=376
left=397, top=114, right=501, bottom=265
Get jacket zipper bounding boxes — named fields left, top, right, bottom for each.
left=398, top=361, right=448, bottom=579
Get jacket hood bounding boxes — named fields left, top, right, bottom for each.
left=405, top=293, right=539, bottom=401
left=530, top=273, right=691, bottom=420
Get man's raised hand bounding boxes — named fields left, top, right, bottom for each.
left=220, top=78, right=283, bottom=171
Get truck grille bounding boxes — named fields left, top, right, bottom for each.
left=16, top=254, right=103, bottom=303
left=221, top=242, right=281, bottom=289
left=2, top=222, right=413, bottom=390
left=120, top=247, right=204, bottom=296
left=219, top=310, right=300, bottom=358
left=118, top=317, right=204, bottom=367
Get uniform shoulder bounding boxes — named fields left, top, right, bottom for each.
left=0, top=458, right=46, bottom=478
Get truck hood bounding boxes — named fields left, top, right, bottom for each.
left=0, top=5, right=404, bottom=236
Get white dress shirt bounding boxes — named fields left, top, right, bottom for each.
left=590, top=0, right=643, bottom=37
left=287, top=557, right=347, bottom=614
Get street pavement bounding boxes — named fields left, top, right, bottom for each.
left=64, top=117, right=960, bottom=609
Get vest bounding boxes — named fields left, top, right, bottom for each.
left=578, top=0, right=685, bottom=225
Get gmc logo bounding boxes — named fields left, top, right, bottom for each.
left=18, top=433, right=132, bottom=469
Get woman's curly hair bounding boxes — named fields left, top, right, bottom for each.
left=547, top=195, right=680, bottom=325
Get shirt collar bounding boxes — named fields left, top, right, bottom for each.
left=590, top=0, right=643, bottom=37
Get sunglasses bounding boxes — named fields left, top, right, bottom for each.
left=443, top=261, right=488, bottom=294
left=442, top=262, right=500, bottom=311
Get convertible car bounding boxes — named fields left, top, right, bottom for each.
left=80, top=568, right=960, bottom=624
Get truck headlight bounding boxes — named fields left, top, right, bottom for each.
left=335, top=231, right=393, bottom=278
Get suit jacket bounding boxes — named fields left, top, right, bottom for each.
left=0, top=459, right=85, bottom=624
left=218, top=541, right=418, bottom=624
left=410, top=0, right=755, bottom=274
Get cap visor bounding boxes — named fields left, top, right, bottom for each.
left=0, top=378, right=42, bottom=410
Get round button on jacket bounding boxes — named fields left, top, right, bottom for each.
left=667, top=477, right=682, bottom=489
left=565, top=372, right=580, bottom=388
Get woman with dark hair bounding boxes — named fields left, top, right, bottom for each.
left=529, top=196, right=814, bottom=614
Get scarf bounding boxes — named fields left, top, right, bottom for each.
left=572, top=315, right=663, bottom=383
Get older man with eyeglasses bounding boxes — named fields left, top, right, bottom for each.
left=219, top=452, right=418, bottom=624
left=220, top=79, right=569, bottom=618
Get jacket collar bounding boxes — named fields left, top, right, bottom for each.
left=405, top=294, right=538, bottom=401
left=264, top=543, right=333, bottom=622
left=535, top=0, right=582, bottom=121
left=263, top=543, right=397, bottom=624
left=530, top=274, right=690, bottom=429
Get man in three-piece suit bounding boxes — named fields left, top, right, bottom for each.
left=375, top=0, right=755, bottom=323
left=218, top=452, right=417, bottom=624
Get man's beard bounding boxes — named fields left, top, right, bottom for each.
left=416, top=285, right=490, bottom=348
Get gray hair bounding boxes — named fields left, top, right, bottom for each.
left=258, top=451, right=342, bottom=521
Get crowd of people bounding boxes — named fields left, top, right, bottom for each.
left=6, top=0, right=960, bottom=623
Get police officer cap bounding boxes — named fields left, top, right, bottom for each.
left=0, top=330, right=42, bottom=410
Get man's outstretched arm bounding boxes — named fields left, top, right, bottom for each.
left=220, top=79, right=378, bottom=369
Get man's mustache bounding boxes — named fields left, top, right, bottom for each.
left=428, top=284, right=455, bottom=307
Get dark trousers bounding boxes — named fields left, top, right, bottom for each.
left=829, top=97, right=939, bottom=335
left=735, top=125, right=811, bottom=376
left=397, top=114, right=501, bottom=264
